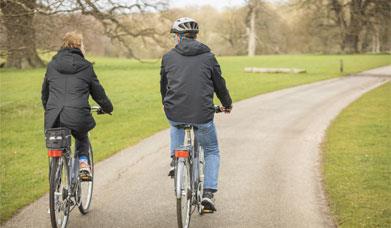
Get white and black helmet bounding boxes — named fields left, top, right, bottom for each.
left=170, top=17, right=199, bottom=34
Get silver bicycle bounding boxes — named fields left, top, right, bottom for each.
left=46, top=106, right=107, bottom=228
left=174, top=106, right=222, bottom=228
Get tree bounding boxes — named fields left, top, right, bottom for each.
left=364, top=0, right=390, bottom=53
left=0, top=0, right=168, bottom=69
left=245, top=0, right=261, bottom=56
left=219, top=7, right=248, bottom=55
left=329, top=0, right=366, bottom=53
left=0, top=0, right=45, bottom=68
left=294, top=0, right=390, bottom=53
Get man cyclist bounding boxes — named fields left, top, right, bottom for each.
left=41, top=31, right=113, bottom=180
left=160, top=17, right=232, bottom=212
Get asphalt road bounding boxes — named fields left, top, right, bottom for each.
left=4, top=66, right=390, bottom=228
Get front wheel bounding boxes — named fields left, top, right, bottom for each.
left=49, top=157, right=70, bottom=228
left=175, top=159, right=192, bottom=228
left=78, top=145, right=94, bottom=214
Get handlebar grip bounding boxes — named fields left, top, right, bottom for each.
left=91, top=106, right=111, bottom=115
left=91, top=106, right=101, bottom=111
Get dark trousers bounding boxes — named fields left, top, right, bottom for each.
left=53, top=118, right=90, bottom=157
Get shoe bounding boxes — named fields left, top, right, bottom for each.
left=79, top=158, right=92, bottom=181
left=201, top=190, right=216, bottom=213
left=168, top=158, right=175, bottom=178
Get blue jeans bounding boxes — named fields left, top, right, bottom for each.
left=169, top=120, right=220, bottom=192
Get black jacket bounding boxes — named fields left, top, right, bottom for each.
left=160, top=38, right=232, bottom=124
left=41, top=48, right=113, bottom=132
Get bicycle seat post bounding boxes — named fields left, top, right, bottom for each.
left=184, top=126, right=192, bottom=147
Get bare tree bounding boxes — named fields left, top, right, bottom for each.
left=366, top=0, right=390, bottom=53
left=216, top=7, right=247, bottom=55
left=0, top=0, right=168, bottom=69
left=0, top=0, right=45, bottom=68
left=245, top=0, right=261, bottom=56
left=294, top=0, right=390, bottom=53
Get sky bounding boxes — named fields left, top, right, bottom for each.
left=169, top=0, right=287, bottom=10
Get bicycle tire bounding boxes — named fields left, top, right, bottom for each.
left=175, top=159, right=192, bottom=228
left=49, top=157, right=69, bottom=228
left=196, top=145, right=205, bottom=214
left=78, top=144, right=94, bottom=214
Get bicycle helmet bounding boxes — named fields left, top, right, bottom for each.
left=170, top=17, right=199, bottom=34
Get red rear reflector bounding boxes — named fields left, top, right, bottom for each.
left=48, top=150, right=63, bottom=157
left=175, top=150, right=189, bottom=158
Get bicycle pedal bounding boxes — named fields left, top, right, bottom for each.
left=80, top=176, right=92, bottom=182
left=201, top=209, right=215, bottom=214
left=168, top=169, right=174, bottom=178
left=79, top=173, right=92, bottom=182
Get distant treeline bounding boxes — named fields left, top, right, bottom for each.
left=0, top=0, right=390, bottom=69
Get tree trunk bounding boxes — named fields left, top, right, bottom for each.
left=342, top=34, right=359, bottom=53
left=247, top=6, right=256, bottom=56
left=1, top=0, right=44, bottom=69
left=330, top=0, right=367, bottom=53
left=372, top=25, right=380, bottom=53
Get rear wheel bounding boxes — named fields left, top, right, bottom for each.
left=78, top=145, right=94, bottom=214
left=49, top=157, right=69, bottom=228
left=176, top=159, right=192, bottom=228
left=197, top=146, right=205, bottom=214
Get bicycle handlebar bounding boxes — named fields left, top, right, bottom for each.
left=91, top=105, right=225, bottom=115
left=215, top=105, right=232, bottom=113
left=91, top=106, right=111, bottom=115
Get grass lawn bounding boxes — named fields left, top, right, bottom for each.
left=323, top=82, right=391, bottom=227
left=0, top=54, right=389, bottom=223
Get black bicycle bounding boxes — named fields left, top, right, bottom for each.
left=174, top=106, right=222, bottom=228
left=46, top=106, right=106, bottom=228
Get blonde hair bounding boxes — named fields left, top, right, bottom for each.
left=61, top=31, right=83, bottom=49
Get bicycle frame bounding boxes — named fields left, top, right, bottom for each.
left=174, top=106, right=222, bottom=227
left=48, top=106, right=102, bottom=228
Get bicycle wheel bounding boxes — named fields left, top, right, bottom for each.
left=175, top=159, right=192, bottom=228
left=78, top=145, right=94, bottom=214
left=196, top=145, right=205, bottom=214
left=49, top=157, right=70, bottom=228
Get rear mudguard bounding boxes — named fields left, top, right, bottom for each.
left=175, top=158, right=185, bottom=199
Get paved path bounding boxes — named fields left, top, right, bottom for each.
left=4, top=66, right=390, bottom=228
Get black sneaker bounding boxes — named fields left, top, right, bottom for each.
left=201, top=190, right=216, bottom=213
left=168, top=158, right=175, bottom=178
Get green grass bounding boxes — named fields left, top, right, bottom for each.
left=323, top=82, right=391, bottom=227
left=0, top=54, right=389, bottom=223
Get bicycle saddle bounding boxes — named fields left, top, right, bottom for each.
left=175, top=124, right=198, bottom=129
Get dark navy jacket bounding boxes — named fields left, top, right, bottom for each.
left=41, top=48, right=113, bottom=132
left=160, top=38, right=232, bottom=124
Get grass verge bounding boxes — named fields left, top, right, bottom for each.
left=323, top=82, right=391, bottom=227
left=0, top=54, right=389, bottom=223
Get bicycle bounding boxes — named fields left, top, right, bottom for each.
left=46, top=106, right=107, bottom=228
left=174, top=106, right=222, bottom=228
